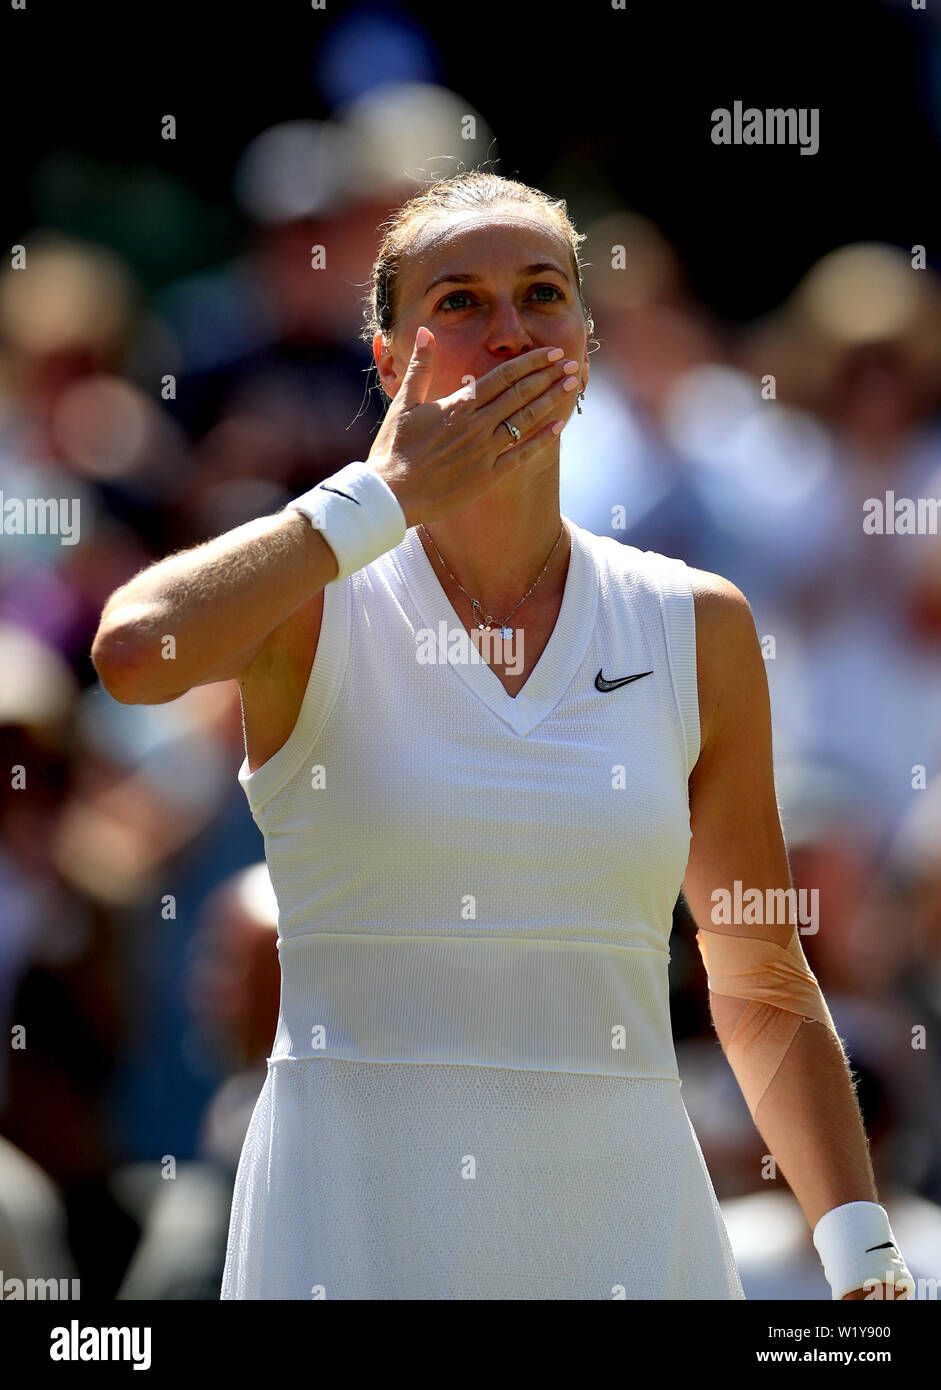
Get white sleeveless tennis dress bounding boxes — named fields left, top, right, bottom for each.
left=220, top=518, right=745, bottom=1300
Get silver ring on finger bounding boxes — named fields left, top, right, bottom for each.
left=502, top=418, right=521, bottom=442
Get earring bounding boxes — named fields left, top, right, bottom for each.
left=576, top=390, right=584, bottom=414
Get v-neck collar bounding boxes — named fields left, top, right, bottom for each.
left=390, top=516, right=598, bottom=736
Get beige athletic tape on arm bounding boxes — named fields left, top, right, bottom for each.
left=695, top=926, right=842, bottom=1124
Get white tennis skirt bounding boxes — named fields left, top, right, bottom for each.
left=220, top=1057, right=745, bottom=1300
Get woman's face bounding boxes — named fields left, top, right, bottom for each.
left=375, top=210, right=589, bottom=405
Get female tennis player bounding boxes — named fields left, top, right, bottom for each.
left=92, top=172, right=914, bottom=1301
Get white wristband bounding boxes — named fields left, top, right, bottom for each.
left=289, top=461, right=407, bottom=581
left=812, top=1201, right=915, bottom=1300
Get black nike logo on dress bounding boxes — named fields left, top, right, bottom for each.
left=318, top=485, right=360, bottom=504
left=865, top=1242, right=896, bottom=1253
left=595, top=669, right=653, bottom=692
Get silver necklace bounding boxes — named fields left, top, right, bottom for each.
left=418, top=520, right=567, bottom=638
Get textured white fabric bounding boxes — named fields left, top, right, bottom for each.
left=269, top=931, right=681, bottom=1077
left=222, top=1062, right=741, bottom=1300
left=222, top=518, right=745, bottom=1300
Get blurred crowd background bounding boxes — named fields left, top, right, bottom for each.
left=1, top=0, right=941, bottom=1300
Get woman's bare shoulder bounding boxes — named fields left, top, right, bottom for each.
left=686, top=567, right=758, bottom=651
left=685, top=568, right=765, bottom=755
left=686, top=566, right=751, bottom=615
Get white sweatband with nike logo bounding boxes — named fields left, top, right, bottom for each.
left=812, top=1201, right=915, bottom=1300
left=288, top=461, right=407, bottom=581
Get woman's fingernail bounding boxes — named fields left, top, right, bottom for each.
left=546, top=348, right=564, bottom=361
left=551, top=420, right=564, bottom=434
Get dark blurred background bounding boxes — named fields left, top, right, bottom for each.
left=1, top=0, right=940, bottom=1300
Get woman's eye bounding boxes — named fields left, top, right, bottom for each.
left=437, top=284, right=565, bottom=312
left=438, top=291, right=473, bottom=311
left=530, top=283, right=565, bottom=302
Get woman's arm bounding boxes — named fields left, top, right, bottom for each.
left=680, top=571, right=900, bottom=1299
left=91, top=509, right=339, bottom=704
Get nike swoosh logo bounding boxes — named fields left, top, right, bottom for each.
left=595, top=669, right=653, bottom=692
left=318, top=485, right=360, bottom=504
left=865, top=1242, right=897, bottom=1253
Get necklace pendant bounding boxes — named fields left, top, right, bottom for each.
left=471, top=600, right=491, bottom=632
left=500, top=626, right=513, bottom=639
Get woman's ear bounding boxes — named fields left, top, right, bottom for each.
left=373, top=330, right=397, bottom=400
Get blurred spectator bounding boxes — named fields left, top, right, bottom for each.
left=0, top=1133, right=77, bottom=1289
left=738, top=242, right=941, bottom=624
left=114, top=863, right=281, bottom=1299
left=873, top=779, right=941, bottom=1203
left=0, top=624, right=141, bottom=1297
left=560, top=211, right=728, bottom=567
